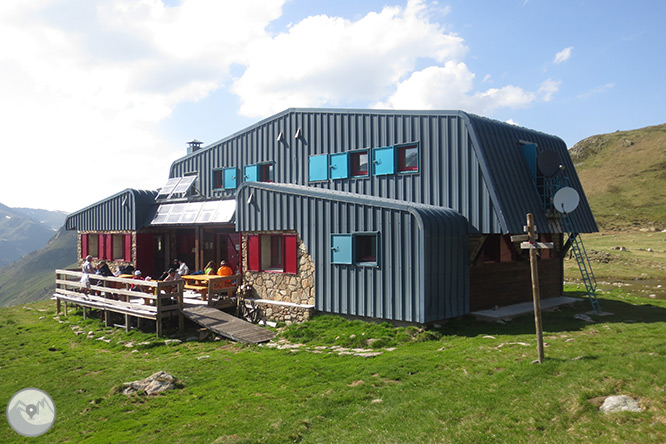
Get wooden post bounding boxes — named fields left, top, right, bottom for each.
left=179, top=281, right=185, bottom=332
left=156, top=286, right=162, bottom=338
left=526, top=213, right=544, bottom=363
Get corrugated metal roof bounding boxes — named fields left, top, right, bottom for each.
left=463, top=114, right=598, bottom=233
left=236, top=182, right=469, bottom=323
left=168, top=108, right=596, bottom=234
left=65, top=189, right=157, bottom=231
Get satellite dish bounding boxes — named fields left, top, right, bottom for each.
left=553, top=187, right=580, bottom=213
left=537, top=150, right=561, bottom=177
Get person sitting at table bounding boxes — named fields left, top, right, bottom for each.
left=130, top=270, right=145, bottom=291
left=217, top=260, right=233, bottom=277
left=160, top=268, right=182, bottom=299
left=204, top=261, right=216, bottom=275
left=96, top=262, right=114, bottom=277
left=164, top=268, right=182, bottom=282
left=177, top=259, right=190, bottom=277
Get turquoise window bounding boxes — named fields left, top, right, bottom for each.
left=308, top=154, right=329, bottom=182
left=329, top=153, right=349, bottom=179
left=372, top=146, right=395, bottom=176
left=223, top=167, right=237, bottom=189
left=331, top=234, right=353, bottom=264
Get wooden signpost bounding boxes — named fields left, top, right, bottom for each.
left=511, top=213, right=553, bottom=364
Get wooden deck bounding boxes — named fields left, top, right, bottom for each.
left=54, top=269, right=185, bottom=337
left=181, top=305, right=275, bottom=344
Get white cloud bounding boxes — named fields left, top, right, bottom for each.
left=538, top=79, right=561, bottom=102
left=232, top=0, right=558, bottom=119
left=374, top=65, right=558, bottom=115
left=577, top=82, right=615, bottom=99
left=553, top=46, right=573, bottom=64
left=231, top=0, right=468, bottom=117
left=505, top=119, right=520, bottom=126
left=0, top=0, right=284, bottom=211
left=0, top=0, right=561, bottom=212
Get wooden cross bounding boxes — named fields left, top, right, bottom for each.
left=511, top=213, right=554, bottom=364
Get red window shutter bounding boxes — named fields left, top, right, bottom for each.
left=283, top=234, right=298, bottom=274
left=124, top=234, right=132, bottom=262
left=105, top=234, right=113, bottom=260
left=247, top=235, right=260, bottom=271
left=81, top=234, right=88, bottom=259
left=98, top=234, right=105, bottom=259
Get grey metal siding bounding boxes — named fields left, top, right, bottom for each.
left=65, top=189, right=157, bottom=231
left=170, top=109, right=509, bottom=233
left=236, top=183, right=468, bottom=323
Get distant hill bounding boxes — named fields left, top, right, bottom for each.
left=13, top=207, right=67, bottom=230
left=0, top=226, right=77, bottom=307
left=570, top=123, right=666, bottom=230
left=0, top=203, right=68, bottom=268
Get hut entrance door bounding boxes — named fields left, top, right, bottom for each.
left=217, top=232, right=241, bottom=274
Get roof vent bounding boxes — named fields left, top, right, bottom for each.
left=187, top=139, right=203, bottom=154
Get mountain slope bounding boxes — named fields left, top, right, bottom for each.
left=13, top=207, right=68, bottom=230
left=570, top=123, right=666, bottom=230
left=0, top=227, right=77, bottom=307
left=0, top=203, right=60, bottom=268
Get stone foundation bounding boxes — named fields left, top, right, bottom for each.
left=241, top=231, right=316, bottom=324
left=245, top=299, right=315, bottom=325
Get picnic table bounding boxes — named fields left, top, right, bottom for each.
left=182, top=274, right=241, bottom=305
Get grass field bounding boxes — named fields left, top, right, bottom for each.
left=1, top=285, right=665, bottom=443
left=564, top=231, right=666, bottom=299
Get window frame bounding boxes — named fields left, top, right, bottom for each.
left=244, top=162, right=275, bottom=183
left=331, top=231, right=380, bottom=267
left=212, top=168, right=224, bottom=190
left=354, top=232, right=379, bottom=265
left=350, top=149, right=370, bottom=178
left=396, top=143, right=419, bottom=173
left=247, top=233, right=298, bottom=274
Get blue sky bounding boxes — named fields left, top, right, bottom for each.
left=0, top=0, right=664, bottom=212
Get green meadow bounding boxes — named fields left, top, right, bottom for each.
left=1, top=284, right=664, bottom=443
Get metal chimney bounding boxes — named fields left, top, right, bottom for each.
left=187, top=139, right=203, bottom=154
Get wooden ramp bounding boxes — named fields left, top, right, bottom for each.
left=181, top=305, right=275, bottom=344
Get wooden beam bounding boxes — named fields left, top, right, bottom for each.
left=520, top=242, right=554, bottom=250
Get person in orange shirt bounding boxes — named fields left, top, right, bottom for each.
left=217, top=260, right=233, bottom=276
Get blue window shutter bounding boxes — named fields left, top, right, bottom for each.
left=372, top=146, right=395, bottom=176
left=331, top=234, right=353, bottom=264
left=223, top=167, right=237, bottom=189
left=308, top=154, right=329, bottom=181
left=522, top=143, right=537, bottom=184
left=329, top=153, right=349, bottom=179
left=244, top=164, right=258, bottom=182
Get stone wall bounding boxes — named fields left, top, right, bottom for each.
left=241, top=231, right=315, bottom=324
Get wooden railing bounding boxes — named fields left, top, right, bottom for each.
left=54, top=269, right=184, bottom=337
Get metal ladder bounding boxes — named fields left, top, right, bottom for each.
left=561, top=213, right=601, bottom=313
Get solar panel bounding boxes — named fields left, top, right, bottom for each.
left=149, top=200, right=235, bottom=225
left=156, top=177, right=182, bottom=199
left=170, top=175, right=197, bottom=196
